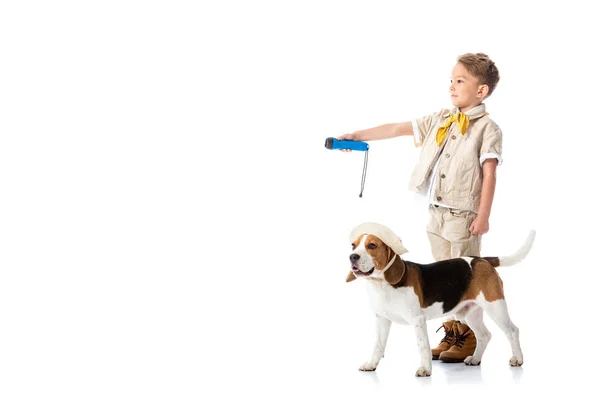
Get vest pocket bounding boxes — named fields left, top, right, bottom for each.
left=458, top=160, right=476, bottom=196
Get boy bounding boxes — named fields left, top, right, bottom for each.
left=337, top=53, right=502, bottom=362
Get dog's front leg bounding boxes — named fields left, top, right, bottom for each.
left=359, top=314, right=391, bottom=371
left=413, top=316, right=432, bottom=377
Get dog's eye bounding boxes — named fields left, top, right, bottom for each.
left=351, top=244, right=356, bottom=250
left=367, top=243, right=377, bottom=250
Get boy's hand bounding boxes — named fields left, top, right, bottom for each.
left=469, top=215, right=489, bottom=235
left=337, top=132, right=356, bottom=141
left=336, top=133, right=356, bottom=152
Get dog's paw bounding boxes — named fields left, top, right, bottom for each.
left=509, top=356, right=523, bottom=367
left=464, top=356, right=481, bottom=366
left=358, top=362, right=378, bottom=371
left=415, top=366, right=431, bottom=377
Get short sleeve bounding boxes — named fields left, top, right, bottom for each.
left=480, top=127, right=503, bottom=166
left=412, top=110, right=446, bottom=147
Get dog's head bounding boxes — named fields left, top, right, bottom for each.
left=346, top=223, right=409, bottom=285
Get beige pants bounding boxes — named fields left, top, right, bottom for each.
left=426, top=205, right=481, bottom=261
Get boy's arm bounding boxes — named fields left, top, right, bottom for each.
left=470, top=159, right=498, bottom=235
left=337, top=122, right=414, bottom=142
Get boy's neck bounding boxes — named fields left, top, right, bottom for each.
left=459, top=102, right=483, bottom=113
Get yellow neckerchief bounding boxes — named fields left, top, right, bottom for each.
left=435, top=111, right=489, bottom=146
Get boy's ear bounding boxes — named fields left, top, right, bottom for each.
left=346, top=270, right=357, bottom=283
left=477, top=84, right=489, bottom=99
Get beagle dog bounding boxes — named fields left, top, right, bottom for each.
left=346, top=222, right=536, bottom=377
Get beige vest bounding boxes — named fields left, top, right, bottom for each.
left=409, top=104, right=502, bottom=212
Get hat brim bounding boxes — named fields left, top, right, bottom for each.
left=349, top=222, right=408, bottom=256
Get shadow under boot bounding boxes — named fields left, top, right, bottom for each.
left=431, top=321, right=456, bottom=360
left=439, top=321, right=476, bottom=363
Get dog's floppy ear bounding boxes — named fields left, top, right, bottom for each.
left=384, top=258, right=405, bottom=285
left=345, top=270, right=357, bottom=283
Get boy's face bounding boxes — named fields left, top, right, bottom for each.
left=449, top=63, right=488, bottom=112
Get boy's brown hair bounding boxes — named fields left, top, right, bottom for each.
left=457, top=53, right=500, bottom=97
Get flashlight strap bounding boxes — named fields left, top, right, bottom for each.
left=359, top=149, right=369, bottom=198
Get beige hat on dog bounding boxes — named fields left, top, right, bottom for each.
left=349, top=222, right=409, bottom=255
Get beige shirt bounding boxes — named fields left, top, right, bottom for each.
left=409, top=103, right=502, bottom=213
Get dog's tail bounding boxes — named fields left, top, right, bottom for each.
left=484, top=230, right=536, bottom=268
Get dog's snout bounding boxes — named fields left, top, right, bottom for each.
left=350, top=253, right=360, bottom=262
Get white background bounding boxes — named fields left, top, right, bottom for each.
left=1, top=1, right=598, bottom=399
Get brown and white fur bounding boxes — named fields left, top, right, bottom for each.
left=346, top=230, right=536, bottom=377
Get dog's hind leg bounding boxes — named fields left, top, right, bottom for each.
left=481, top=299, right=523, bottom=366
left=462, top=306, right=491, bottom=366
left=359, top=314, right=392, bottom=371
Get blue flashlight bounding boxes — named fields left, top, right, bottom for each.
left=324, top=137, right=369, bottom=151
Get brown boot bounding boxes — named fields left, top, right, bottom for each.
left=431, top=321, right=456, bottom=360
left=439, top=321, right=477, bottom=363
